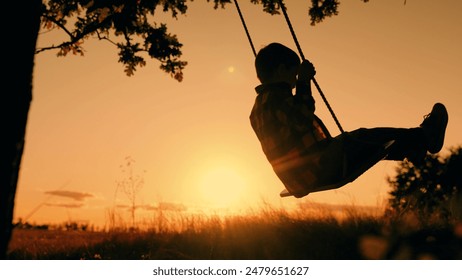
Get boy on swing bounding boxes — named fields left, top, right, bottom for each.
left=250, top=42, right=448, bottom=198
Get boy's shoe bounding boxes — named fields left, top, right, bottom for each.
left=420, top=103, right=448, bottom=154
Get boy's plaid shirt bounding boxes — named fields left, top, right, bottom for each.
left=249, top=82, right=331, bottom=197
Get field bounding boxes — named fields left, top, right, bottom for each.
left=7, top=206, right=462, bottom=260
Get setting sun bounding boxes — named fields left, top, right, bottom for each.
left=197, top=165, right=248, bottom=209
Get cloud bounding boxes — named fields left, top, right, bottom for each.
left=44, top=190, right=94, bottom=201
left=144, top=202, right=187, bottom=212
left=115, top=202, right=187, bottom=212
left=45, top=202, right=84, bottom=208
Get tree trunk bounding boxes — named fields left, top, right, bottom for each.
left=1, top=0, right=42, bottom=259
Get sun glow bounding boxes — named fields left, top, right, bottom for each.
left=197, top=165, right=248, bottom=209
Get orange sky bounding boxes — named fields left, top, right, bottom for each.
left=14, top=0, right=462, bottom=228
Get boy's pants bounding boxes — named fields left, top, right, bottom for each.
left=312, top=127, right=426, bottom=190
left=342, top=127, right=426, bottom=162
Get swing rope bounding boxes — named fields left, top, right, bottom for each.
left=233, top=0, right=345, bottom=134
left=277, top=0, right=344, bottom=134
left=233, top=0, right=257, bottom=57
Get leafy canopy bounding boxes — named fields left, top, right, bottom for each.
left=37, top=0, right=365, bottom=81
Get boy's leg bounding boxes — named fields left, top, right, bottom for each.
left=345, top=127, right=426, bottom=163
left=344, top=103, right=448, bottom=164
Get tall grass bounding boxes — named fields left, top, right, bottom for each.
left=7, top=205, right=462, bottom=260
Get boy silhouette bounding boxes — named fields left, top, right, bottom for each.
left=249, top=43, right=448, bottom=198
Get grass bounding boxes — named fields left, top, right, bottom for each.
left=7, top=206, right=462, bottom=260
